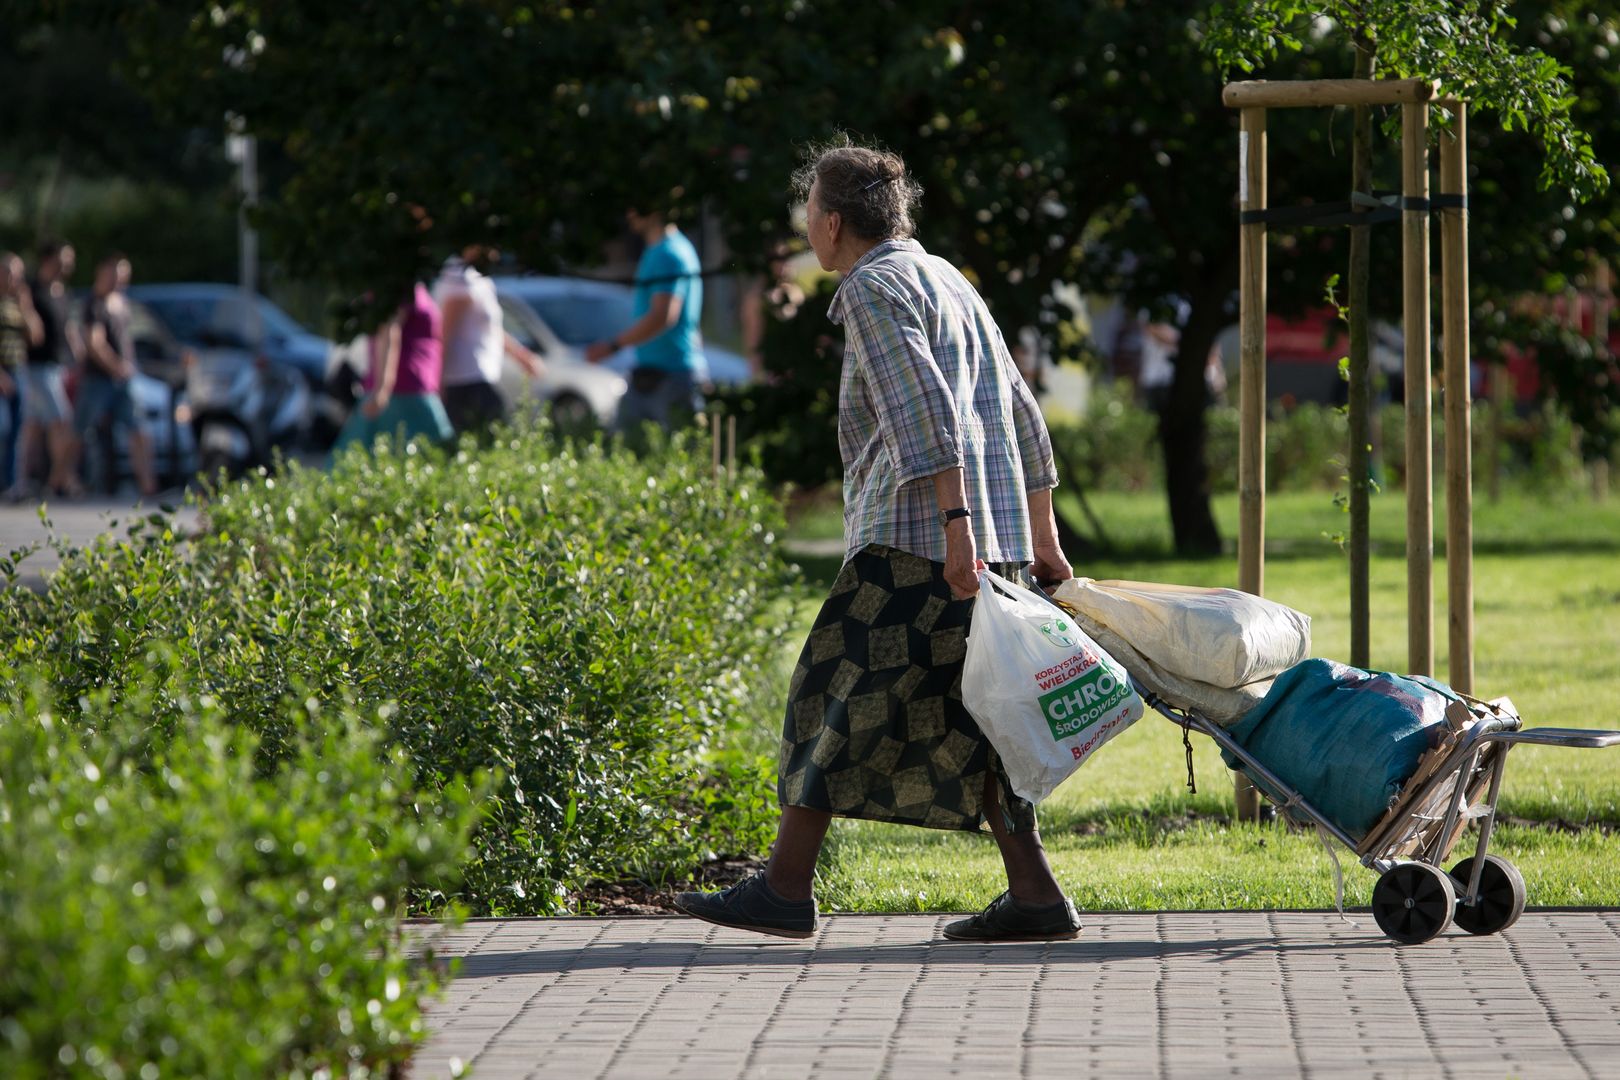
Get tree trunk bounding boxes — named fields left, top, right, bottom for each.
left=1162, top=296, right=1223, bottom=557
left=1348, top=44, right=1376, bottom=668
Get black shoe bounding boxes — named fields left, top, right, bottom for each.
left=942, top=891, right=1082, bottom=942
left=673, top=872, right=819, bottom=940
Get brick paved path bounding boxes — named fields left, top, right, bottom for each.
left=407, top=912, right=1620, bottom=1079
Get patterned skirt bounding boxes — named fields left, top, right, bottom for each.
left=777, top=543, right=1038, bottom=834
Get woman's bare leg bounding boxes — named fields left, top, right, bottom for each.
left=763, top=805, right=831, bottom=901
left=982, top=772, right=1065, bottom=906
left=47, top=421, right=81, bottom=493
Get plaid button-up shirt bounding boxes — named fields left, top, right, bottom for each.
left=829, top=238, right=1057, bottom=565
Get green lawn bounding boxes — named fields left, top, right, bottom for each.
left=767, top=488, right=1620, bottom=911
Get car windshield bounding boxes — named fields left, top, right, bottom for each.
left=142, top=293, right=308, bottom=344
left=140, top=298, right=216, bottom=342
left=125, top=301, right=171, bottom=350
left=519, top=291, right=634, bottom=346
left=254, top=298, right=308, bottom=339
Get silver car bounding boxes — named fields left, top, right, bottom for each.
left=493, top=292, right=628, bottom=427
left=492, top=274, right=755, bottom=388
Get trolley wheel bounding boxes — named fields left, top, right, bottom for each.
left=1371, top=862, right=1456, bottom=945
left=1449, top=855, right=1527, bottom=936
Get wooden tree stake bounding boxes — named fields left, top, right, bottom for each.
left=1235, top=105, right=1268, bottom=824
left=1238, top=107, right=1268, bottom=601
left=1223, top=78, right=1437, bottom=109
left=1402, top=101, right=1434, bottom=677
left=1439, top=103, right=1473, bottom=693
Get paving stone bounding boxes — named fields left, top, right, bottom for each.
left=404, top=913, right=1620, bottom=1079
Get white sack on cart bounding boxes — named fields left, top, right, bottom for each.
left=1065, top=609, right=1272, bottom=727
left=1052, top=578, right=1311, bottom=689
left=963, top=570, right=1144, bottom=804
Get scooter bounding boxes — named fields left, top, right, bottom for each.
left=185, top=348, right=310, bottom=480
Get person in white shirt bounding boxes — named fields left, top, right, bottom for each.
left=433, top=245, right=545, bottom=436
left=1136, top=316, right=1178, bottom=414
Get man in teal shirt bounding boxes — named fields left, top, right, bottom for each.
left=586, top=205, right=705, bottom=432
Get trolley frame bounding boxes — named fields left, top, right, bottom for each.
left=1134, top=680, right=1620, bottom=911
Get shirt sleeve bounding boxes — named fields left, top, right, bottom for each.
left=640, top=245, right=685, bottom=296
left=994, top=324, right=1059, bottom=491
left=843, top=275, right=964, bottom=486
left=433, top=272, right=469, bottom=306
left=82, top=298, right=106, bottom=350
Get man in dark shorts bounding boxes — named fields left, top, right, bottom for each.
left=77, top=253, right=157, bottom=497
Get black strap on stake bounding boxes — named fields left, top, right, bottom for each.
left=1240, top=202, right=1400, bottom=227
left=1240, top=190, right=1469, bottom=229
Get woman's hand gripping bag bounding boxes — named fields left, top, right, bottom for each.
left=963, top=570, right=1144, bottom=804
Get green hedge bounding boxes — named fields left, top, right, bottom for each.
left=0, top=658, right=480, bottom=1079
left=1, top=422, right=791, bottom=915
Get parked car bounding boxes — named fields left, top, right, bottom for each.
left=491, top=292, right=629, bottom=427
left=186, top=340, right=312, bottom=480
left=127, top=283, right=333, bottom=389
left=491, top=275, right=755, bottom=387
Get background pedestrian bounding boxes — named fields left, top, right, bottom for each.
left=333, top=282, right=454, bottom=453
left=434, top=244, right=545, bottom=438
left=13, top=241, right=82, bottom=500
left=76, top=252, right=158, bottom=497
left=585, top=203, right=705, bottom=436
left=0, top=253, right=43, bottom=493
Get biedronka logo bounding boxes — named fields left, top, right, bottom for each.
left=1036, top=618, right=1076, bottom=649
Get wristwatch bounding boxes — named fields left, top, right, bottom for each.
left=939, top=507, right=972, bottom=529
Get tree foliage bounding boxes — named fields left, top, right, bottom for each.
left=0, top=12, right=237, bottom=278
left=1203, top=0, right=1609, bottom=202
left=20, top=0, right=1619, bottom=540
left=1203, top=0, right=1620, bottom=462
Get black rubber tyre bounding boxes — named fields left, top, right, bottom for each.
left=1371, top=862, right=1456, bottom=945
left=1449, top=855, right=1527, bottom=936
left=545, top=392, right=599, bottom=438
left=200, top=448, right=232, bottom=483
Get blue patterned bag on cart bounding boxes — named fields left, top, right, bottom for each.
left=1218, top=659, right=1462, bottom=840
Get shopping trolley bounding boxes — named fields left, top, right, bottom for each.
left=1135, top=679, right=1620, bottom=944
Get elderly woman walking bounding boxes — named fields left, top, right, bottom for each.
left=676, top=141, right=1080, bottom=942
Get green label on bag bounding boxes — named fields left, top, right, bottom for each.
left=1040, top=665, right=1131, bottom=741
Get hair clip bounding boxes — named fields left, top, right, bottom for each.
left=863, top=174, right=897, bottom=192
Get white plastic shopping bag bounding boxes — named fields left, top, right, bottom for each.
left=963, top=570, right=1144, bottom=804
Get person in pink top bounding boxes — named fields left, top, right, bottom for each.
left=333, top=282, right=455, bottom=453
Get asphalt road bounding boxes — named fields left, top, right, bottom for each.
left=0, top=495, right=202, bottom=591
